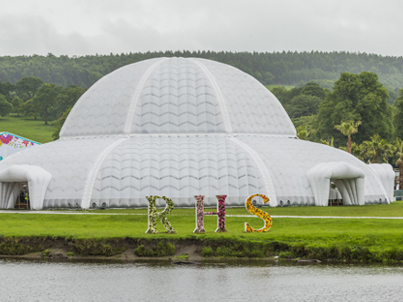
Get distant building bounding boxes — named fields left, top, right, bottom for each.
left=0, top=132, right=40, bottom=161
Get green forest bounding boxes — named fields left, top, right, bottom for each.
left=0, top=51, right=403, bottom=184
left=0, top=50, right=403, bottom=91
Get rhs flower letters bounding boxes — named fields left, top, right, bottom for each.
left=146, top=194, right=272, bottom=234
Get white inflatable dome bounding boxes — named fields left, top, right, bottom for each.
left=0, top=57, right=394, bottom=209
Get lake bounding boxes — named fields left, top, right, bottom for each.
left=1, top=258, right=402, bottom=301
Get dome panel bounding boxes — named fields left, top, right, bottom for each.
left=60, top=57, right=296, bottom=137
left=91, top=136, right=267, bottom=207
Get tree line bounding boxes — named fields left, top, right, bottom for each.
left=0, top=76, right=86, bottom=128
left=273, top=72, right=403, bottom=187
left=0, top=51, right=402, bottom=95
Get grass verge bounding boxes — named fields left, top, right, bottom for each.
left=0, top=115, right=56, bottom=143
left=1, top=203, right=403, bottom=262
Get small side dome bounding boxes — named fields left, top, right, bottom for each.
left=60, top=57, right=296, bottom=137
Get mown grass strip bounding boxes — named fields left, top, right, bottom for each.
left=0, top=115, right=55, bottom=143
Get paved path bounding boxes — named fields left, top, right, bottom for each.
left=0, top=210, right=403, bottom=219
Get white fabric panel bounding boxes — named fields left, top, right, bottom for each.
left=237, top=137, right=389, bottom=204
left=60, top=57, right=295, bottom=137
left=0, top=137, right=118, bottom=207
left=0, top=165, right=52, bottom=209
left=130, top=58, right=226, bottom=134
left=61, top=58, right=164, bottom=137
left=0, top=182, right=21, bottom=209
left=91, top=136, right=266, bottom=208
left=193, top=58, right=296, bottom=136
left=306, top=162, right=365, bottom=206
left=367, top=163, right=395, bottom=203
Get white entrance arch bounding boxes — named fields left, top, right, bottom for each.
left=307, top=162, right=365, bottom=206
left=0, top=165, right=52, bottom=210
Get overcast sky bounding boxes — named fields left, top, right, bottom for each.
left=1, top=0, right=402, bottom=57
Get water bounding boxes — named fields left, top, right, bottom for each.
left=1, top=259, right=403, bottom=302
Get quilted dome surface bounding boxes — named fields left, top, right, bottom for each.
left=60, top=57, right=296, bottom=137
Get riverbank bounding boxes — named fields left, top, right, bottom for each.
left=1, top=202, right=403, bottom=262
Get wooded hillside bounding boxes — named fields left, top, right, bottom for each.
left=0, top=51, right=402, bottom=90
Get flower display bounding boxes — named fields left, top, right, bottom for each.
left=145, top=195, right=176, bottom=234
left=244, top=194, right=272, bottom=232
left=195, top=195, right=227, bottom=233
left=193, top=195, right=206, bottom=233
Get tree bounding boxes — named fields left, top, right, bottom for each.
left=285, top=94, right=322, bottom=119
left=0, top=94, right=12, bottom=117
left=362, top=134, right=395, bottom=163
left=52, top=108, right=71, bottom=140
left=315, top=72, right=392, bottom=146
left=16, top=77, right=44, bottom=101
left=0, top=80, right=15, bottom=102
left=33, top=83, right=61, bottom=124
left=54, top=85, right=86, bottom=119
left=394, top=89, right=403, bottom=139
left=334, top=120, right=361, bottom=154
left=339, top=142, right=364, bottom=161
left=296, top=125, right=310, bottom=140
left=395, top=138, right=403, bottom=189
left=11, top=96, right=23, bottom=116
left=300, top=82, right=329, bottom=99
left=320, top=137, right=334, bottom=147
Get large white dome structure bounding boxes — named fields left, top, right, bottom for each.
left=0, top=57, right=395, bottom=210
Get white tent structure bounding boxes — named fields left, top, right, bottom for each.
left=0, top=57, right=394, bottom=209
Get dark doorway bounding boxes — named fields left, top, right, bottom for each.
left=328, top=182, right=343, bottom=206
left=15, top=184, right=30, bottom=209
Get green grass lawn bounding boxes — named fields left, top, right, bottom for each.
left=87, top=200, right=403, bottom=217
left=1, top=203, right=403, bottom=260
left=0, top=115, right=56, bottom=143
left=0, top=202, right=402, bottom=244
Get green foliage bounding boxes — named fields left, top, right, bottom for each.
left=361, top=134, right=396, bottom=163
left=16, top=77, right=44, bottom=101
left=0, top=94, right=12, bottom=117
left=11, top=96, right=23, bottom=115
left=285, top=94, right=322, bottom=119
left=0, top=237, right=43, bottom=255
left=394, top=90, right=403, bottom=139
left=33, top=83, right=61, bottom=124
left=296, top=125, right=311, bottom=140
left=52, top=108, right=71, bottom=140
left=134, top=242, right=176, bottom=257
left=0, top=51, right=402, bottom=90
left=66, top=252, right=74, bottom=257
left=316, top=72, right=393, bottom=147
left=201, top=246, right=214, bottom=257
left=0, top=80, right=15, bottom=102
left=73, top=239, right=125, bottom=256
left=42, top=249, right=50, bottom=257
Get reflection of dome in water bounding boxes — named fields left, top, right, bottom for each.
left=0, top=58, right=395, bottom=210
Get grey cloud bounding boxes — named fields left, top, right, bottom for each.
left=0, top=0, right=402, bottom=56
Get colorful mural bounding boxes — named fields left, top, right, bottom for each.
left=0, top=132, right=40, bottom=161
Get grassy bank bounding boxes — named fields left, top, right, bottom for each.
left=0, top=115, right=55, bottom=143
left=1, top=202, right=403, bottom=262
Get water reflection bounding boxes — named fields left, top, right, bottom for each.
left=1, top=258, right=403, bottom=302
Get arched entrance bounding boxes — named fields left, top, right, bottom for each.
left=0, top=165, right=51, bottom=210
left=307, top=162, right=365, bottom=206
